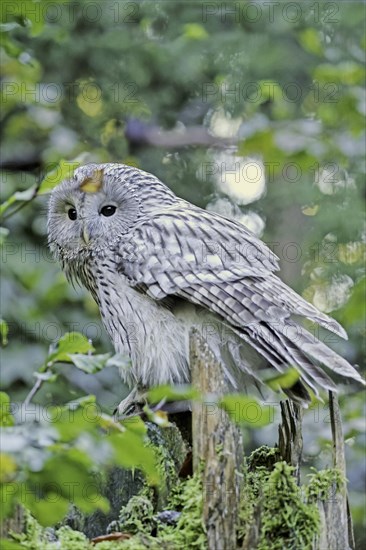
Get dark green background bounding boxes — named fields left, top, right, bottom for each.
left=1, top=0, right=365, bottom=543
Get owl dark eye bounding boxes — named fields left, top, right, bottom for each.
left=67, top=207, right=77, bottom=221
left=100, top=205, right=116, bottom=217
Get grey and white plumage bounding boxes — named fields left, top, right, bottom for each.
left=47, top=163, right=364, bottom=410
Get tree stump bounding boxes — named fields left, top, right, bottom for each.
left=278, top=399, right=303, bottom=483
left=191, top=329, right=244, bottom=550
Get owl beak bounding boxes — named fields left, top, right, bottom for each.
left=81, top=225, right=90, bottom=244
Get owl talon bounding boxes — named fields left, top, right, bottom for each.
left=114, top=388, right=148, bottom=419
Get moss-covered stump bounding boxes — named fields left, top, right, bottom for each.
left=61, top=420, right=189, bottom=540
left=11, top=447, right=349, bottom=550
left=239, top=446, right=350, bottom=550
left=10, top=470, right=205, bottom=549
left=240, top=450, right=319, bottom=550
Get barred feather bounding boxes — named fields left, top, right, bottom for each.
left=118, top=202, right=364, bottom=395
left=48, top=163, right=365, bottom=405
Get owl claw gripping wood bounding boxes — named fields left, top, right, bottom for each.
left=48, top=163, right=365, bottom=416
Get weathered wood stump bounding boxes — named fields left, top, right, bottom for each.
left=278, top=400, right=303, bottom=483
left=191, top=329, right=243, bottom=550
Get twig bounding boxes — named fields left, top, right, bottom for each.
left=22, top=358, right=68, bottom=408
left=23, top=375, right=46, bottom=408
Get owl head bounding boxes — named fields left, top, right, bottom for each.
left=47, top=163, right=178, bottom=262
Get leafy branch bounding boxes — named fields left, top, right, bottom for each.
left=23, top=332, right=130, bottom=407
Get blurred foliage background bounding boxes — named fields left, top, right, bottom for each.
left=1, top=0, right=365, bottom=545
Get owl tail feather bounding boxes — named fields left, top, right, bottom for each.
left=231, top=320, right=364, bottom=404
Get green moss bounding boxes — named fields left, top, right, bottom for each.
left=11, top=510, right=91, bottom=549
left=151, top=439, right=179, bottom=506
left=258, top=462, right=319, bottom=550
left=100, top=459, right=205, bottom=549
left=247, top=445, right=281, bottom=472
left=238, top=445, right=281, bottom=541
left=238, top=446, right=321, bottom=550
left=109, top=471, right=205, bottom=549
left=146, top=422, right=187, bottom=509
left=158, top=472, right=206, bottom=549
left=11, top=445, right=345, bottom=550
left=118, top=495, right=155, bottom=535
left=11, top=511, right=153, bottom=550
left=10, top=510, right=45, bottom=549
left=215, top=443, right=224, bottom=456
left=97, top=537, right=156, bottom=550
left=87, top=545, right=125, bottom=550
left=306, top=468, right=345, bottom=502
left=55, top=526, right=90, bottom=549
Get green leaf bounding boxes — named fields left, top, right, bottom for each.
left=38, top=160, right=81, bottom=194
left=121, top=415, right=148, bottom=436
left=0, top=23, right=23, bottom=33
left=0, top=540, right=23, bottom=550
left=147, top=384, right=199, bottom=404
left=75, top=492, right=110, bottom=515
left=265, top=368, right=300, bottom=391
left=183, top=23, right=208, bottom=40
left=110, top=431, right=159, bottom=484
left=2, top=0, right=45, bottom=37
left=69, top=353, right=111, bottom=374
left=144, top=408, right=170, bottom=427
left=335, top=277, right=366, bottom=326
left=0, top=185, right=38, bottom=218
left=239, top=130, right=286, bottom=167
left=48, top=333, right=94, bottom=364
left=105, top=353, right=131, bottom=369
left=219, top=394, right=271, bottom=427
left=0, top=228, right=9, bottom=246
left=50, top=399, right=101, bottom=441
left=0, top=319, right=8, bottom=346
left=0, top=453, right=17, bottom=482
left=298, top=28, right=323, bottom=56
left=313, top=62, right=365, bottom=86
left=0, top=392, right=14, bottom=427
left=28, top=496, right=70, bottom=527
left=68, top=395, right=97, bottom=409
left=30, top=448, right=93, bottom=491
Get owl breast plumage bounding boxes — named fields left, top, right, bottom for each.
left=47, top=163, right=364, bottom=402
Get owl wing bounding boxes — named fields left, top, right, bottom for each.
left=117, top=205, right=364, bottom=390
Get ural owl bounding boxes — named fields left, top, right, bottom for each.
left=47, top=163, right=364, bottom=414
